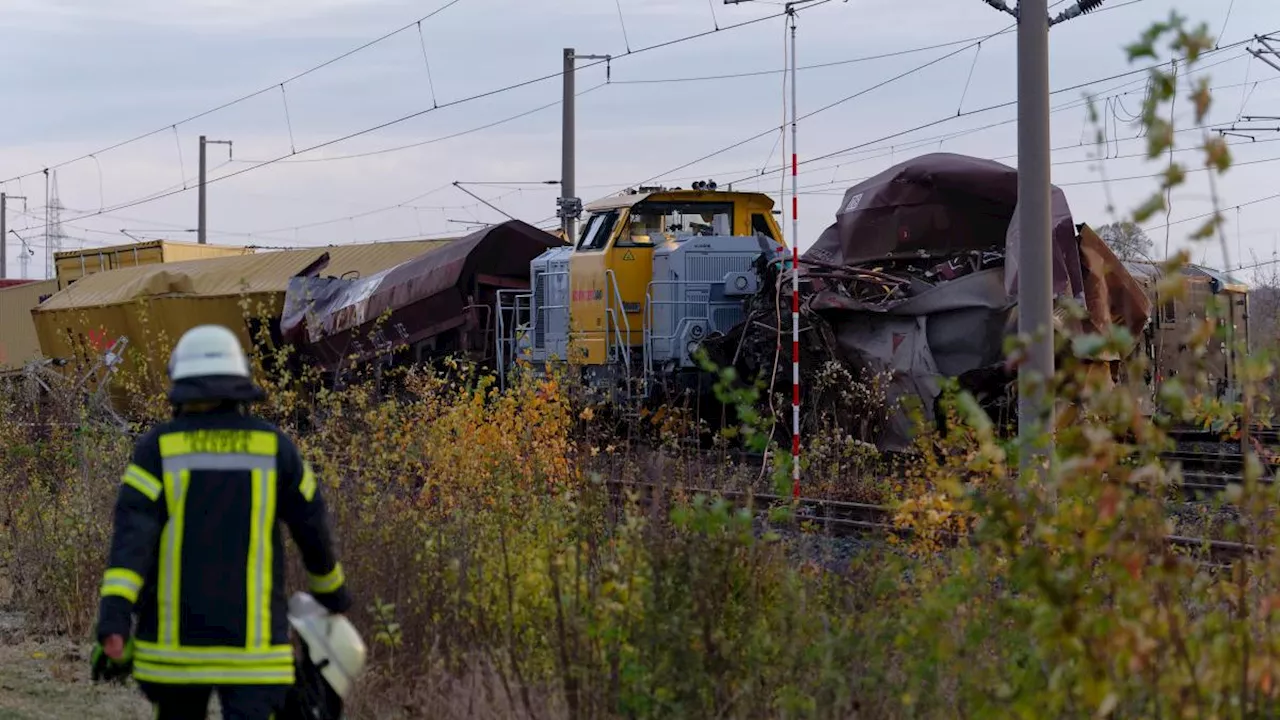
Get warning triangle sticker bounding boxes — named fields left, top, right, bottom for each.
left=622, top=250, right=635, bottom=261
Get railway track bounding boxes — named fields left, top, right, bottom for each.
left=1165, top=426, right=1280, bottom=447
left=602, top=479, right=1257, bottom=568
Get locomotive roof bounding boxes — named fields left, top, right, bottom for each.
left=1121, top=259, right=1247, bottom=292
left=582, top=189, right=775, bottom=213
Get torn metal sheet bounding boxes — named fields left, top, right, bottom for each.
left=1076, top=223, right=1152, bottom=356
left=823, top=267, right=1015, bottom=451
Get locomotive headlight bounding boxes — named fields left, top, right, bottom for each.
left=690, top=324, right=704, bottom=339
left=686, top=340, right=699, bottom=357
left=734, top=275, right=748, bottom=291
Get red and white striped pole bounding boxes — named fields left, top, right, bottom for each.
left=788, top=6, right=800, bottom=500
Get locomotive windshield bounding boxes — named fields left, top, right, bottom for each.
left=620, top=201, right=735, bottom=246
left=577, top=210, right=620, bottom=251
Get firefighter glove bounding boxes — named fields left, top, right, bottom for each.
left=90, top=636, right=134, bottom=684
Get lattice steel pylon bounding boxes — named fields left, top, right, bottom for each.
left=44, top=170, right=68, bottom=279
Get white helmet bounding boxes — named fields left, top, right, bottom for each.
left=169, top=324, right=251, bottom=381
left=287, top=592, right=368, bottom=700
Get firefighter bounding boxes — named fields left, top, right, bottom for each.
left=90, top=324, right=354, bottom=720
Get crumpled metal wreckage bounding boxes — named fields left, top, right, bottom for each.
left=707, top=153, right=1151, bottom=453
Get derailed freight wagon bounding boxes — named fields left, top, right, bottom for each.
left=1122, top=258, right=1249, bottom=403
left=705, top=152, right=1154, bottom=452
left=0, top=279, right=58, bottom=374
left=32, top=239, right=446, bottom=395
left=0, top=243, right=250, bottom=378
left=281, top=220, right=564, bottom=376
left=52, top=239, right=253, bottom=291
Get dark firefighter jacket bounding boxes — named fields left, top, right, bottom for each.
left=95, top=409, right=352, bottom=686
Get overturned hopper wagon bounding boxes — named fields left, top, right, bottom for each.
left=705, top=152, right=1154, bottom=452
left=32, top=239, right=444, bottom=394
left=281, top=220, right=564, bottom=374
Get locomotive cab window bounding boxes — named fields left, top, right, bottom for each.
left=617, top=201, right=735, bottom=247
left=577, top=210, right=620, bottom=252
left=751, top=213, right=776, bottom=240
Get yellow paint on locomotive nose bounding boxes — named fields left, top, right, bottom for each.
left=566, top=189, right=787, bottom=367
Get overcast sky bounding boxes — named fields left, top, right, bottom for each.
left=2, top=0, right=1278, bottom=281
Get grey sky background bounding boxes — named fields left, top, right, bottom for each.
left=1, top=0, right=1278, bottom=281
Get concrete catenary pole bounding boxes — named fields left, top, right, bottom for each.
left=198, top=136, right=233, bottom=245
left=561, top=49, right=576, bottom=243
left=1, top=193, right=6, bottom=279
left=198, top=135, right=207, bottom=245
left=1017, top=0, right=1055, bottom=478
left=0, top=192, right=23, bottom=279
left=559, top=49, right=607, bottom=243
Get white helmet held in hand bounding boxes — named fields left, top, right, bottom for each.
left=287, top=592, right=368, bottom=700
left=169, top=324, right=251, bottom=381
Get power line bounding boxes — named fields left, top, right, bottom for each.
left=15, top=3, right=813, bottom=239
left=232, top=83, right=609, bottom=166
left=793, top=140, right=1280, bottom=195
left=245, top=186, right=523, bottom=237
left=780, top=73, right=1280, bottom=194
left=572, top=83, right=1246, bottom=194
left=610, top=33, right=1003, bottom=85
left=1143, top=189, right=1280, bottom=234
left=0, top=0, right=472, bottom=188
left=729, top=42, right=1257, bottom=187
left=593, top=0, right=1150, bottom=202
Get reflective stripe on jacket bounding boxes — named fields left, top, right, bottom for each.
left=95, top=410, right=352, bottom=686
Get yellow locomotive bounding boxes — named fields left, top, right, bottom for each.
left=498, top=184, right=788, bottom=398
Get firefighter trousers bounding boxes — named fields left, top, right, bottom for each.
left=139, top=682, right=290, bottom=720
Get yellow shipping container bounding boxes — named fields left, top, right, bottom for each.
left=33, top=239, right=447, bottom=393
left=0, top=279, right=59, bottom=372
left=54, top=240, right=252, bottom=291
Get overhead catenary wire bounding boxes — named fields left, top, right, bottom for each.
left=793, top=144, right=1280, bottom=196
left=232, top=83, right=609, bottom=166
left=15, top=4, right=813, bottom=238
left=573, top=71, right=1271, bottom=196
left=956, top=41, right=983, bottom=115
left=416, top=21, right=441, bottom=108
left=611, top=33, right=1004, bottom=85
left=614, top=0, right=633, bottom=53
left=722, top=42, right=1256, bottom=189
left=0, top=0, right=472, bottom=188
left=780, top=73, right=1280, bottom=195
left=610, top=0, right=1146, bottom=86
left=1143, top=189, right=1280, bottom=235
left=243, top=185, right=524, bottom=238
left=597, top=0, right=1155, bottom=202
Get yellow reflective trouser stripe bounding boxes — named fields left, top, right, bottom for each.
left=299, top=463, right=317, bottom=502
left=158, top=469, right=189, bottom=648
left=135, top=641, right=293, bottom=666
left=122, top=464, right=162, bottom=502
left=133, top=660, right=295, bottom=686
left=100, top=568, right=144, bottom=603
left=159, top=430, right=278, bottom=458
left=246, top=468, right=277, bottom=650
left=308, top=563, right=345, bottom=595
